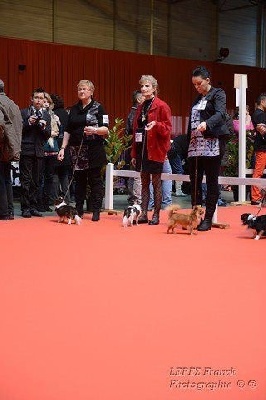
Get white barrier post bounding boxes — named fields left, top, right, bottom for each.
left=234, top=73, right=248, bottom=202
left=104, top=163, right=114, bottom=210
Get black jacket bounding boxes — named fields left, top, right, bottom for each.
left=251, top=108, right=266, bottom=152
left=54, top=107, right=71, bottom=166
left=187, top=87, right=230, bottom=142
left=66, top=100, right=109, bottom=168
left=21, top=107, right=51, bottom=157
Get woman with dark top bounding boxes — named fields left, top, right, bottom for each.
left=58, top=80, right=108, bottom=221
left=50, top=93, right=72, bottom=204
left=37, top=92, right=60, bottom=212
left=131, top=75, right=172, bottom=225
left=187, top=66, right=230, bottom=231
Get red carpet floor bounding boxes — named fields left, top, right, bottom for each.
left=0, top=205, right=265, bottom=400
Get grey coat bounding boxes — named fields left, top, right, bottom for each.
left=0, top=92, right=23, bottom=162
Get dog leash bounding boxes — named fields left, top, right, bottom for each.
left=255, top=189, right=266, bottom=217
left=193, top=155, right=198, bottom=207
left=63, top=135, right=85, bottom=202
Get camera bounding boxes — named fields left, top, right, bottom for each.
left=31, top=111, right=46, bottom=129
left=37, top=118, right=46, bottom=129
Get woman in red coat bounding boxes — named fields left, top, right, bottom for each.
left=131, top=75, right=172, bottom=225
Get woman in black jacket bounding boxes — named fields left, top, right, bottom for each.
left=58, top=80, right=108, bottom=221
left=187, top=66, right=229, bottom=231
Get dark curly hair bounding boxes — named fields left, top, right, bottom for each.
left=192, top=66, right=211, bottom=80
left=50, top=93, right=65, bottom=110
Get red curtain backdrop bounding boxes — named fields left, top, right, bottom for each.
left=1, top=36, right=266, bottom=131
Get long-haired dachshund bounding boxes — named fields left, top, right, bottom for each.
left=166, top=204, right=205, bottom=235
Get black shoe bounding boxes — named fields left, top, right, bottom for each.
left=197, top=219, right=212, bottom=231
left=92, top=211, right=100, bottom=221
left=148, top=215, right=159, bottom=225
left=138, top=214, right=148, bottom=224
left=30, top=209, right=43, bottom=217
left=22, top=210, right=32, bottom=218
left=8, top=212, right=14, bottom=220
left=251, top=200, right=261, bottom=205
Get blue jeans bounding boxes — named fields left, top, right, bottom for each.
left=149, top=159, right=172, bottom=209
left=169, top=155, right=184, bottom=174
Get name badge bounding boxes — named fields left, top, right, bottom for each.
left=103, top=115, right=109, bottom=124
left=135, top=129, right=144, bottom=143
left=135, top=131, right=143, bottom=143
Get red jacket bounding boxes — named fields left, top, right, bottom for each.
left=131, top=97, right=172, bottom=163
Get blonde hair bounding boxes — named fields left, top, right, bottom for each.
left=139, top=75, right=158, bottom=96
left=77, top=80, right=95, bottom=92
left=44, top=92, right=54, bottom=110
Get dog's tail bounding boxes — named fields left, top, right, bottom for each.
left=74, top=215, right=82, bottom=225
left=165, top=204, right=181, bottom=218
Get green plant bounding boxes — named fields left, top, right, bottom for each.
left=104, top=117, right=132, bottom=169
left=223, top=130, right=255, bottom=177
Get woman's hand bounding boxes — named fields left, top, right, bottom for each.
left=197, top=122, right=207, bottom=132
left=84, top=126, right=98, bottom=136
left=131, top=158, right=136, bottom=168
left=146, top=120, right=157, bottom=130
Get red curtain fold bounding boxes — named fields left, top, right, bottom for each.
left=1, top=36, right=266, bottom=131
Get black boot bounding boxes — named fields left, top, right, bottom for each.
left=150, top=174, right=162, bottom=226
left=148, top=213, right=159, bottom=225
left=138, top=213, right=148, bottom=224
left=197, top=218, right=212, bottom=231
left=92, top=210, right=100, bottom=221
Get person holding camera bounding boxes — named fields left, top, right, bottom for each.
left=20, top=87, right=51, bottom=218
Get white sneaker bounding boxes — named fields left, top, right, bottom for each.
left=175, top=189, right=187, bottom=196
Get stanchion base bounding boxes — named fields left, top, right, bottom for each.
left=212, top=222, right=230, bottom=229
left=105, top=209, right=118, bottom=215
left=230, top=201, right=250, bottom=206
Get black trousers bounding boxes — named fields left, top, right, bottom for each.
left=38, top=155, right=57, bottom=207
left=19, top=155, right=43, bottom=212
left=0, top=161, right=13, bottom=216
left=188, top=155, right=221, bottom=220
left=74, top=166, right=104, bottom=215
